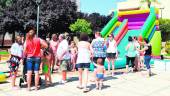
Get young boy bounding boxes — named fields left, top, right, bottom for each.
left=8, top=35, right=23, bottom=89
left=94, top=58, right=106, bottom=90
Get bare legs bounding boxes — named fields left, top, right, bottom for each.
left=11, top=71, right=17, bottom=88
left=96, top=79, right=103, bottom=90
left=27, top=71, right=39, bottom=91
left=107, top=58, right=115, bottom=75
left=27, top=71, right=32, bottom=91
left=78, top=68, right=89, bottom=92
left=78, top=68, right=83, bottom=87
left=34, top=71, right=39, bottom=90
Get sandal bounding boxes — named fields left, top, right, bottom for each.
left=83, top=88, right=90, bottom=93
left=77, top=86, right=83, bottom=89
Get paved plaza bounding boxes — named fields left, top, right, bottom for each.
left=0, top=61, right=170, bottom=96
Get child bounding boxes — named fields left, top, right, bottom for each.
left=8, top=35, right=23, bottom=89
left=70, top=41, right=77, bottom=71
left=41, top=48, right=52, bottom=86
left=94, top=58, right=106, bottom=90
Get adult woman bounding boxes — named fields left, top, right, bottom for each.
left=91, top=31, right=106, bottom=80
left=24, top=26, right=47, bottom=91
left=139, top=38, right=152, bottom=77
left=106, top=34, right=117, bottom=76
left=76, top=33, right=92, bottom=93
left=126, top=36, right=136, bottom=73
left=91, top=32, right=106, bottom=67
left=9, top=35, right=23, bottom=89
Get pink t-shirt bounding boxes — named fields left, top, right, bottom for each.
left=50, top=40, right=58, bottom=54
left=24, top=38, right=41, bottom=57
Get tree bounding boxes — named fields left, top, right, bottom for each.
left=76, top=12, right=111, bottom=32
left=0, top=0, right=13, bottom=46
left=69, top=19, right=92, bottom=34
left=87, top=13, right=111, bottom=32
left=159, top=18, right=170, bottom=41
left=0, top=0, right=77, bottom=47
left=140, top=0, right=160, bottom=8
left=0, top=0, right=12, bottom=9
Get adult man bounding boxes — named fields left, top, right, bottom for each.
left=57, top=34, right=70, bottom=84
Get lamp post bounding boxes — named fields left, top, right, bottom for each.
left=36, top=0, right=41, bottom=36
left=160, top=7, right=164, bottom=19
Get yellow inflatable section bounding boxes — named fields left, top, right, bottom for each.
left=0, top=72, right=7, bottom=83
left=118, top=8, right=159, bottom=16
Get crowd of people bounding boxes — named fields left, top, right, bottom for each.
left=8, top=26, right=152, bottom=92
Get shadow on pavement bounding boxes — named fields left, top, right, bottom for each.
left=0, top=81, right=9, bottom=84
left=67, top=77, right=79, bottom=82
left=104, top=76, right=118, bottom=81
left=89, top=84, right=111, bottom=91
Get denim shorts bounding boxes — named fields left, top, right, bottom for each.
left=96, top=74, right=104, bottom=79
left=76, top=63, right=90, bottom=69
left=26, top=57, right=41, bottom=71
left=106, top=53, right=116, bottom=59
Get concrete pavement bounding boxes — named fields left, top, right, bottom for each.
left=0, top=62, right=170, bottom=96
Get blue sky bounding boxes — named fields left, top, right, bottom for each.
left=80, top=0, right=127, bottom=16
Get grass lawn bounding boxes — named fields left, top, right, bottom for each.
left=165, top=54, right=170, bottom=56
left=0, top=51, right=9, bottom=55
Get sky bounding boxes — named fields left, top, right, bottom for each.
left=80, top=0, right=127, bottom=16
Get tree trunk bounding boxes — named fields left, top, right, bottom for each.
left=12, top=31, right=15, bottom=43
left=148, top=2, right=151, bottom=8
left=1, top=32, right=6, bottom=47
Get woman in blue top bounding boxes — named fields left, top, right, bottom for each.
left=91, top=32, right=106, bottom=81
left=91, top=32, right=106, bottom=66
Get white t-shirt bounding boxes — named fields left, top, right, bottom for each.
left=10, top=43, right=23, bottom=58
left=56, top=39, right=70, bottom=60
left=76, top=41, right=91, bottom=63
left=107, top=39, right=117, bottom=53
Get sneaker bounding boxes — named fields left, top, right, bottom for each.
left=112, top=73, right=115, bottom=77
left=59, top=80, right=67, bottom=84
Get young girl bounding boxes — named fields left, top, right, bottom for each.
left=41, top=48, right=52, bottom=86
left=9, top=35, right=23, bottom=89
left=94, top=58, right=106, bottom=90
left=70, top=41, right=77, bottom=71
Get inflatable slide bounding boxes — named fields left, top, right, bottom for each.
left=98, top=7, right=161, bottom=69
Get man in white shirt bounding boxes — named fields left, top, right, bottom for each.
left=57, top=34, right=70, bottom=84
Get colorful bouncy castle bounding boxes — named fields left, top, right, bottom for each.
left=98, top=7, right=161, bottom=69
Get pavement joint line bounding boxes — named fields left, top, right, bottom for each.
left=0, top=89, right=14, bottom=96
left=112, top=85, right=146, bottom=96
left=144, top=85, right=170, bottom=96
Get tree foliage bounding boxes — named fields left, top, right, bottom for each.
left=159, top=19, right=170, bottom=41
left=159, top=19, right=170, bottom=33
left=165, top=40, right=170, bottom=54
left=69, top=19, right=92, bottom=34
left=0, top=0, right=77, bottom=36
left=77, top=12, right=111, bottom=32
left=140, top=0, right=160, bottom=8
left=0, top=0, right=111, bottom=46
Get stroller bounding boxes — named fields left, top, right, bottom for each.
left=19, top=58, right=42, bottom=87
